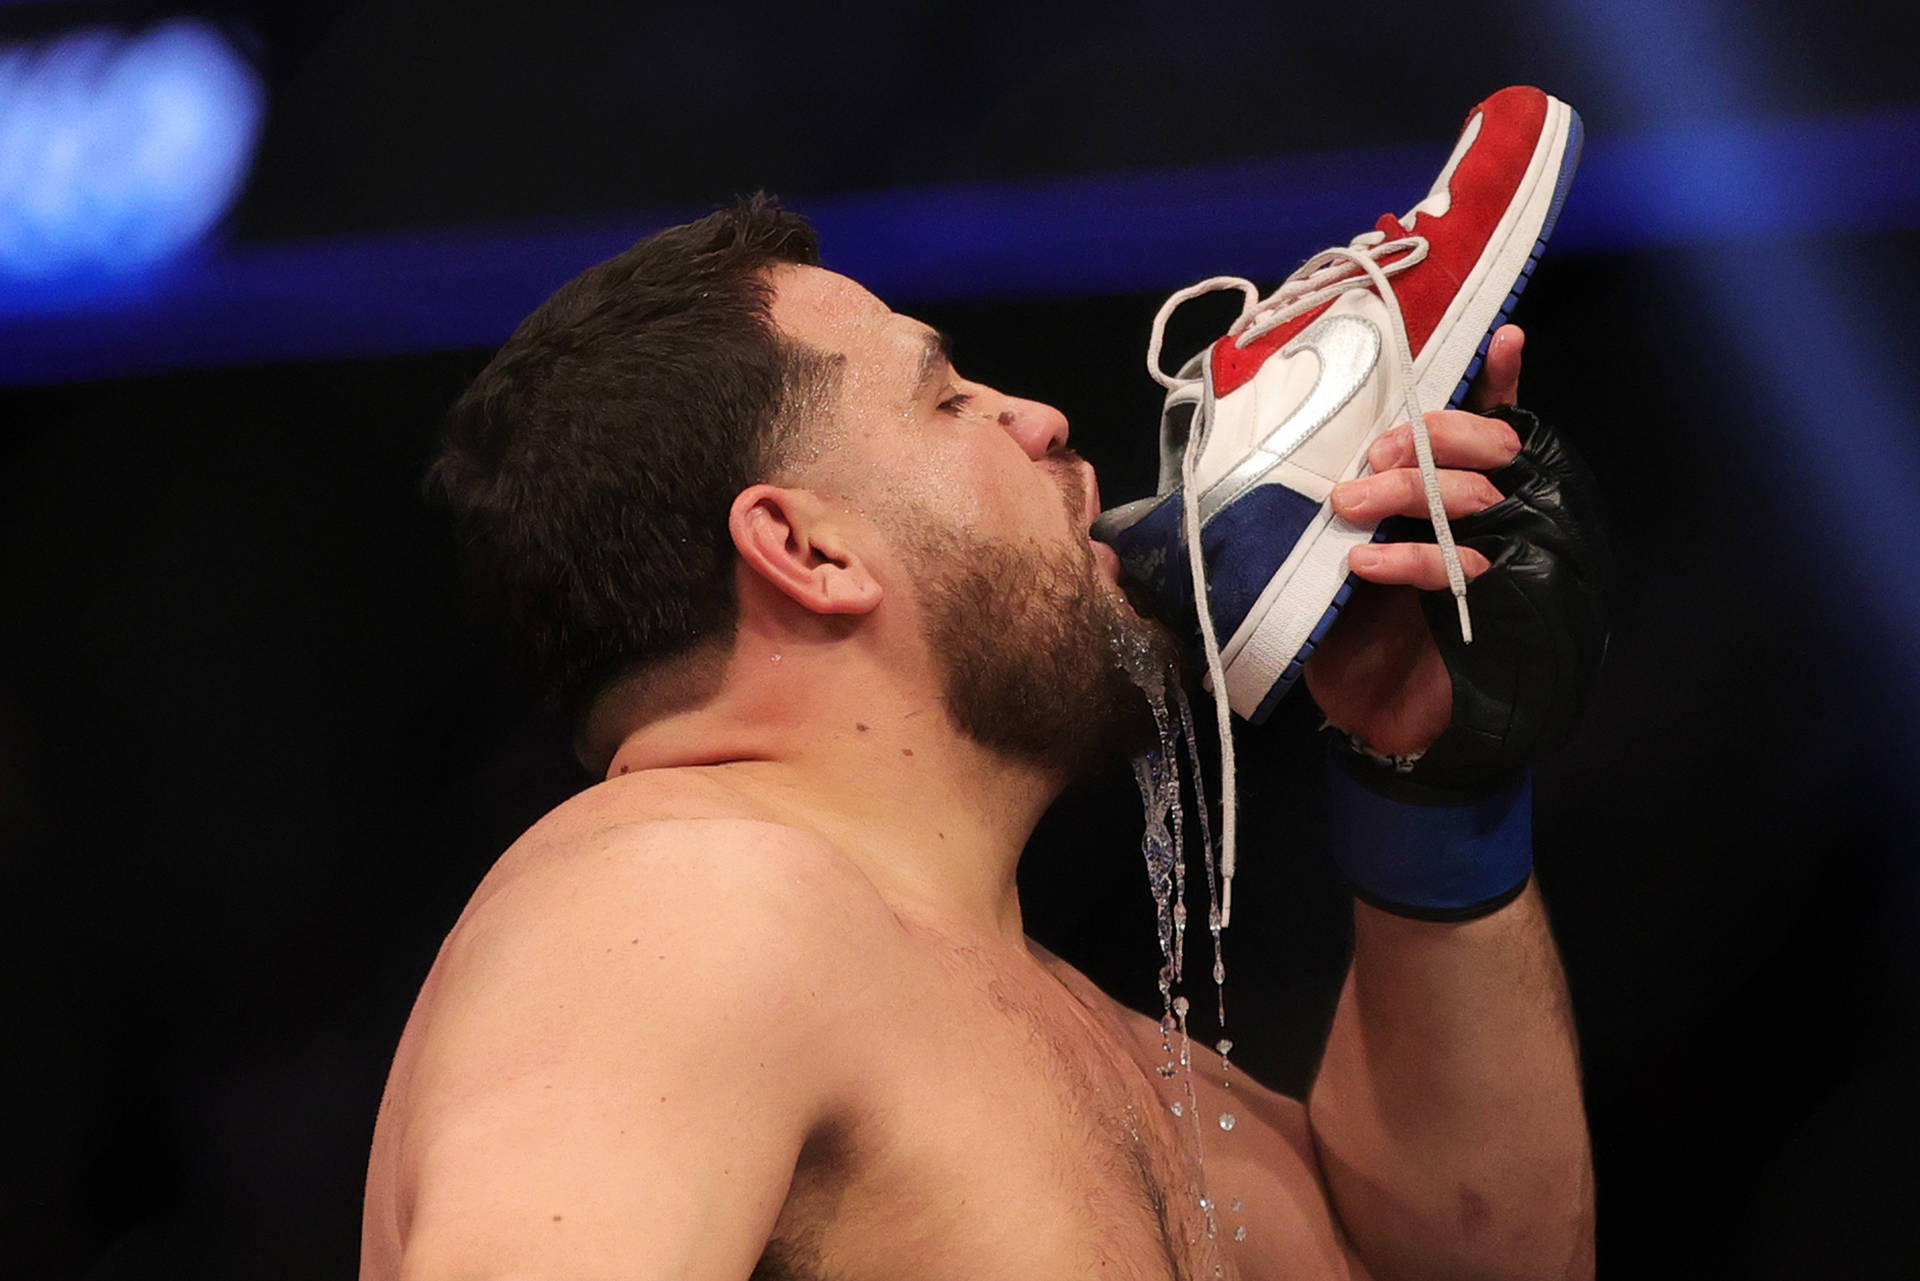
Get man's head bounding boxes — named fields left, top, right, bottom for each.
left=429, top=195, right=834, bottom=729
left=432, top=197, right=1176, bottom=776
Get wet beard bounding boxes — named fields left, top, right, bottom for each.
left=913, top=530, right=1182, bottom=780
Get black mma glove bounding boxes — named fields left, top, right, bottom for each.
left=1328, top=404, right=1610, bottom=919
left=1371, top=403, right=1611, bottom=793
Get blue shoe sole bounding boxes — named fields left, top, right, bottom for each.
left=1246, top=107, right=1586, bottom=725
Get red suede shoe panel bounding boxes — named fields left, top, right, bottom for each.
left=1207, top=85, right=1548, bottom=398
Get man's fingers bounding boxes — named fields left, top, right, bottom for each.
left=1347, top=541, right=1493, bottom=588
left=1331, top=466, right=1506, bottom=522
left=1367, top=410, right=1522, bottom=473
left=1465, top=324, right=1524, bottom=411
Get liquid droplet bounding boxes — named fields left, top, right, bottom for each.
left=1218, top=1112, right=1237, bottom=1131
left=1233, top=1226, right=1247, bottom=1242
left=1169, top=1101, right=1184, bottom=1117
left=1215, top=1038, right=1233, bottom=1056
left=1230, top=1198, right=1243, bottom=1213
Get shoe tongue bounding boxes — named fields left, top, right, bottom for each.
left=1376, top=211, right=1412, bottom=238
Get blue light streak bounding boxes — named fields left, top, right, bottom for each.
left=1544, top=0, right=1920, bottom=654
left=2, top=102, right=1917, bottom=385
left=1533, top=0, right=1920, bottom=970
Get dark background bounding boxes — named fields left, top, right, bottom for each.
left=5, top=1, right=1919, bottom=1277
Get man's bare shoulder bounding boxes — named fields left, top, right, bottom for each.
left=375, top=768, right=893, bottom=1197
left=478, top=762, right=870, bottom=903
left=397, top=765, right=901, bottom=1111
left=444, top=767, right=897, bottom=995
left=495, top=762, right=823, bottom=867
left=366, top=769, right=890, bottom=1279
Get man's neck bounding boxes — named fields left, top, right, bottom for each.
left=603, top=640, right=1061, bottom=946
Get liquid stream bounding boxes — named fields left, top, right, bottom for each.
left=1111, top=629, right=1241, bottom=1252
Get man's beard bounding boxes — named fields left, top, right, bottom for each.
left=908, top=524, right=1183, bottom=780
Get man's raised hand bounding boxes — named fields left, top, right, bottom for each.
left=1303, top=325, right=1530, bottom=755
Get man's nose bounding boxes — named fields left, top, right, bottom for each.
left=999, top=397, right=1070, bottom=460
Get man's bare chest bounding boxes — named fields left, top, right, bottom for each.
left=758, top=947, right=1237, bottom=1281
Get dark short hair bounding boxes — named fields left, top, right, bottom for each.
left=427, top=194, right=828, bottom=725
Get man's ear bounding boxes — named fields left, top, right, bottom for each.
left=728, top=484, right=884, bottom=616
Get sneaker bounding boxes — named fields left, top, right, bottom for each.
left=1094, top=85, right=1583, bottom=726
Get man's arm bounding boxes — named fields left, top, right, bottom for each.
left=368, top=817, right=870, bottom=1281
left=1298, top=327, right=1598, bottom=1279
left=1307, top=887, right=1594, bottom=1281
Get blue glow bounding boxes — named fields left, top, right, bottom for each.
left=1553, top=105, right=1920, bottom=252
left=3, top=102, right=1919, bottom=384
left=1538, top=0, right=1920, bottom=859
left=0, top=20, right=264, bottom=281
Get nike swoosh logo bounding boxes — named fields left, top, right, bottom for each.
left=1195, top=311, right=1381, bottom=526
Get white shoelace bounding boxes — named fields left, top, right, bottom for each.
left=1145, top=230, right=1475, bottom=928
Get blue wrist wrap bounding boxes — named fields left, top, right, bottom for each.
left=1326, top=748, right=1534, bottom=921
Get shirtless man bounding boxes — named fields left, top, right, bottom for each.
left=362, top=198, right=1595, bottom=1280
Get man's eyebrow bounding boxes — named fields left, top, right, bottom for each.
left=913, top=326, right=955, bottom=397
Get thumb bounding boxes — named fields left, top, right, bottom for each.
left=1466, top=325, right=1524, bottom=411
